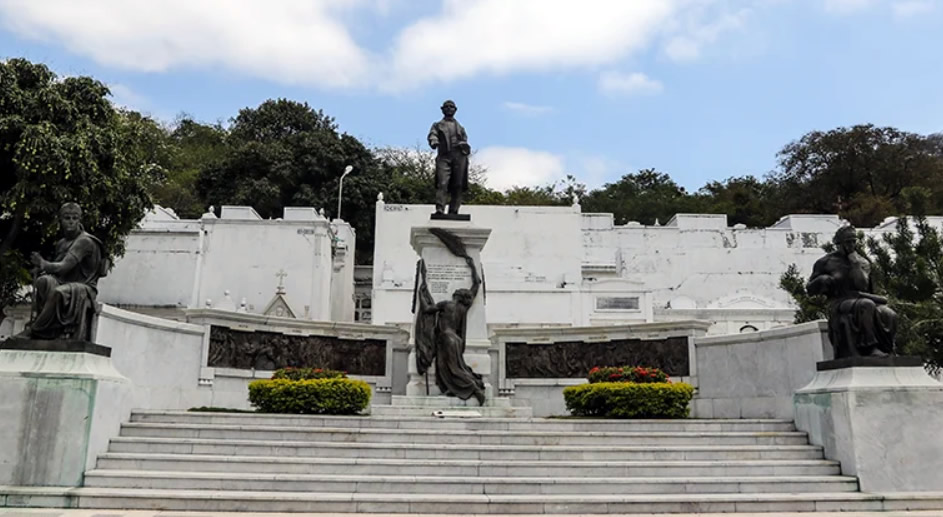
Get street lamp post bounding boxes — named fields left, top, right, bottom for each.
left=336, top=165, right=354, bottom=220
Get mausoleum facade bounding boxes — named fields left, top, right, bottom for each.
left=96, top=205, right=356, bottom=322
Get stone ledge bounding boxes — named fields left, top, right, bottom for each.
left=817, top=355, right=924, bottom=371
left=0, top=336, right=111, bottom=357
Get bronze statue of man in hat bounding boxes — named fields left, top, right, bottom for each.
left=427, top=100, right=471, bottom=216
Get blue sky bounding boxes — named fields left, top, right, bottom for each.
left=1, top=0, right=941, bottom=192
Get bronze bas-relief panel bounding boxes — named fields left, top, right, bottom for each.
left=505, top=337, right=690, bottom=378
left=207, top=326, right=386, bottom=375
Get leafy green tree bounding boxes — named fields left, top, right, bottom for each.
left=581, top=169, right=705, bottom=225
left=778, top=264, right=828, bottom=324
left=699, top=175, right=778, bottom=228
left=197, top=99, right=393, bottom=263
left=865, top=190, right=943, bottom=372
left=0, top=58, right=160, bottom=317
left=151, top=116, right=230, bottom=218
left=773, top=124, right=943, bottom=227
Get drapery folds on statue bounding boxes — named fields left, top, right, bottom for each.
left=412, top=228, right=486, bottom=405
left=807, top=226, right=897, bottom=359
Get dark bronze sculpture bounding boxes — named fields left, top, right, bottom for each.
left=807, top=226, right=897, bottom=358
left=18, top=203, right=106, bottom=341
left=413, top=229, right=486, bottom=404
left=427, top=100, right=470, bottom=216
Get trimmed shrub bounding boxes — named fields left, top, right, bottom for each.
left=588, top=365, right=669, bottom=384
left=271, top=367, right=347, bottom=380
left=563, top=382, right=694, bottom=419
left=248, top=378, right=371, bottom=415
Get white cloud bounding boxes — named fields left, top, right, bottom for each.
left=664, top=8, right=751, bottom=62
left=892, top=0, right=934, bottom=18
left=0, top=0, right=371, bottom=88
left=823, top=0, right=876, bottom=14
left=387, top=0, right=677, bottom=89
left=598, top=71, right=663, bottom=96
left=502, top=101, right=554, bottom=116
left=0, top=0, right=774, bottom=91
left=473, top=146, right=567, bottom=191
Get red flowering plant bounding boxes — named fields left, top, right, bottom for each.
left=588, top=366, right=670, bottom=384
left=271, top=367, right=347, bottom=381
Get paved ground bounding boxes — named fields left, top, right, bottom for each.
left=2, top=511, right=941, bottom=517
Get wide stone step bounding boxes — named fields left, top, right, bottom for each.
left=129, top=410, right=797, bottom=432
left=83, top=470, right=859, bottom=495
left=119, top=423, right=811, bottom=446
left=8, top=486, right=941, bottom=514
left=95, top=453, right=841, bottom=477
left=108, top=437, right=825, bottom=461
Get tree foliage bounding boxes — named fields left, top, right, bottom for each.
left=0, top=58, right=160, bottom=316
left=772, top=124, right=943, bottom=227
left=865, top=192, right=943, bottom=372
left=582, top=169, right=705, bottom=225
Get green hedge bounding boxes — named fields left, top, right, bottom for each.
left=248, top=378, right=371, bottom=415
left=563, top=382, right=694, bottom=419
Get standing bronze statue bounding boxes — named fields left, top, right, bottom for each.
left=18, top=203, right=106, bottom=341
left=807, top=226, right=897, bottom=358
left=427, top=100, right=470, bottom=216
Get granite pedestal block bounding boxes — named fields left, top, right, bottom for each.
left=0, top=337, right=133, bottom=487
left=794, top=356, right=943, bottom=492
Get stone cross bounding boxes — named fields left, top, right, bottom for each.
left=275, top=269, right=288, bottom=294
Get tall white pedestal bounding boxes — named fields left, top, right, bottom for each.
left=794, top=357, right=943, bottom=493
left=405, top=221, right=496, bottom=403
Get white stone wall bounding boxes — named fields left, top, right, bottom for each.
left=98, top=205, right=356, bottom=322
left=693, top=321, right=831, bottom=419
left=372, top=200, right=585, bottom=331
left=330, top=220, right=356, bottom=322
left=94, top=305, right=211, bottom=410
left=372, top=201, right=943, bottom=335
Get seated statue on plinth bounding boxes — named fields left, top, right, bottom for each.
left=806, top=226, right=897, bottom=358
left=18, top=202, right=106, bottom=341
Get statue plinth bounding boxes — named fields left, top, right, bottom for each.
left=794, top=357, right=943, bottom=492
left=407, top=221, right=494, bottom=402
left=0, top=337, right=132, bottom=487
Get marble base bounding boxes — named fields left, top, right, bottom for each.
left=0, top=343, right=133, bottom=487
left=794, top=362, right=943, bottom=492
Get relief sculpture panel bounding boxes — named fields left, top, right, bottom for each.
left=506, top=337, right=690, bottom=378
left=207, top=326, right=386, bottom=375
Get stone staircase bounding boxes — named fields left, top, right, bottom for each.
left=3, top=410, right=942, bottom=513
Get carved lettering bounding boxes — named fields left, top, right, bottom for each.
left=425, top=263, right=471, bottom=298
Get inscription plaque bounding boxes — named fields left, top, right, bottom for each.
left=506, top=336, right=690, bottom=378
left=425, top=262, right=472, bottom=299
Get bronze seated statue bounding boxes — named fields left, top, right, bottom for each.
left=17, top=202, right=106, bottom=341
left=806, top=226, right=897, bottom=358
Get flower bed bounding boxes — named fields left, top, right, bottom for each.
left=588, top=365, right=669, bottom=384
left=248, top=368, right=370, bottom=415
left=564, top=365, right=693, bottom=419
